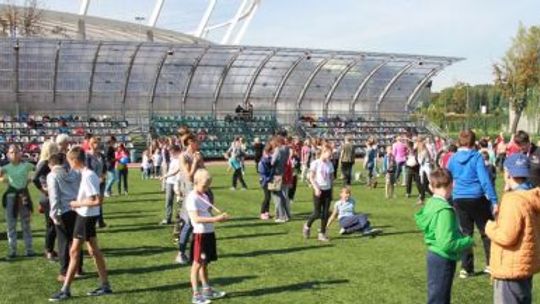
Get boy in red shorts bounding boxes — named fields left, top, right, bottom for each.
left=187, top=169, right=229, bottom=304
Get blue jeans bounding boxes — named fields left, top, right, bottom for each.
left=178, top=219, right=193, bottom=254
left=105, top=170, right=117, bottom=194
left=427, top=251, right=456, bottom=304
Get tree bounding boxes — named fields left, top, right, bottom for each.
left=0, top=0, right=43, bottom=37
left=494, top=24, right=540, bottom=133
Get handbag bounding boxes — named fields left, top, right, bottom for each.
left=267, top=175, right=283, bottom=191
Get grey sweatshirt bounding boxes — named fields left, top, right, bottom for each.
left=47, top=165, right=81, bottom=221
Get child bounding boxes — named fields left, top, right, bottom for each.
left=415, top=168, right=474, bottom=304
left=382, top=146, right=396, bottom=199
left=229, top=149, right=247, bottom=191
left=49, top=146, right=112, bottom=301
left=187, top=169, right=229, bottom=304
left=303, top=144, right=334, bottom=242
left=364, top=137, right=378, bottom=188
left=0, top=144, right=35, bottom=259
left=481, top=150, right=497, bottom=186
left=141, top=149, right=153, bottom=180
left=486, top=153, right=540, bottom=304
left=327, top=187, right=382, bottom=237
left=47, top=153, right=84, bottom=283
left=152, top=148, right=162, bottom=179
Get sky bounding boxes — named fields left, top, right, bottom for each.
left=30, top=0, right=540, bottom=91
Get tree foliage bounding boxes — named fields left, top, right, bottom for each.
left=0, top=0, right=43, bottom=38
left=494, top=24, right=540, bottom=133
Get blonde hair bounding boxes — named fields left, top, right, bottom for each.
left=193, top=169, right=212, bottom=186
left=39, top=140, right=59, bottom=162
left=56, top=134, right=70, bottom=145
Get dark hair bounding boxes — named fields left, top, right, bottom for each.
left=514, top=130, right=530, bottom=147
left=458, top=129, right=476, bottom=148
left=169, top=145, right=182, bottom=154
left=84, top=133, right=93, bottom=140
left=478, top=138, right=488, bottom=148
left=429, top=168, right=453, bottom=189
left=448, top=144, right=458, bottom=153
left=48, top=153, right=63, bottom=166
left=67, top=146, right=86, bottom=164
left=183, top=134, right=197, bottom=147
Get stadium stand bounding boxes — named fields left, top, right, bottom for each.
left=152, top=114, right=277, bottom=158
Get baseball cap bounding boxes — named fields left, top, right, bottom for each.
left=503, top=153, right=530, bottom=178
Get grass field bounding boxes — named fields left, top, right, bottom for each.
left=0, top=164, right=539, bottom=304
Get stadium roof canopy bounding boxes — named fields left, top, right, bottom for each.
left=0, top=38, right=461, bottom=122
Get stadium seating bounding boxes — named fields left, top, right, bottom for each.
left=297, top=116, right=430, bottom=149
left=0, top=114, right=132, bottom=161
left=151, top=114, right=278, bottom=158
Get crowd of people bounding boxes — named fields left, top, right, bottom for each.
left=3, top=123, right=540, bottom=303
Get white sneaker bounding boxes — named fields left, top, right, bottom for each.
left=104, top=192, right=111, bottom=198
left=317, top=233, right=330, bottom=242
left=459, top=269, right=474, bottom=279
left=175, top=252, right=189, bottom=265
left=483, top=266, right=491, bottom=274
left=339, top=228, right=346, bottom=235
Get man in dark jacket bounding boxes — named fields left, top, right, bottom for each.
left=514, top=130, right=540, bottom=188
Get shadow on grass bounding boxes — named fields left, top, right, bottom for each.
left=221, top=221, right=276, bottom=229
left=228, top=279, right=349, bottom=298
left=129, top=191, right=164, bottom=196
left=108, top=263, right=177, bottom=276
left=102, top=245, right=175, bottom=257
left=114, top=275, right=257, bottom=294
left=106, top=210, right=144, bottom=215
left=218, top=231, right=287, bottom=241
left=99, top=225, right=165, bottom=234
left=104, top=214, right=156, bottom=220
left=221, top=244, right=333, bottom=259
left=110, top=199, right=162, bottom=205
left=377, top=230, right=421, bottom=237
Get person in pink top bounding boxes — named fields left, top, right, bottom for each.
left=392, top=135, right=409, bottom=186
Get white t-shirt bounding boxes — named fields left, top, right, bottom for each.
left=309, top=159, right=334, bottom=190
left=75, top=168, right=101, bottom=217
left=166, top=157, right=180, bottom=185
left=186, top=191, right=214, bottom=234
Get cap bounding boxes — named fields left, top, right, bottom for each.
left=503, top=153, right=530, bottom=178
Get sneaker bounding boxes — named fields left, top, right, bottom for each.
left=45, top=251, right=58, bottom=262
left=317, top=233, right=330, bottom=242
left=339, top=228, right=346, bottom=235
left=229, top=187, right=236, bottom=191
left=260, top=213, right=270, bottom=220
left=303, top=224, right=311, bottom=239
left=459, top=269, right=474, bottom=279
left=97, top=221, right=107, bottom=228
left=74, top=271, right=86, bottom=279
left=87, top=286, right=113, bottom=296
left=175, top=252, right=189, bottom=265
left=483, top=266, right=491, bottom=275
left=49, top=290, right=71, bottom=302
left=362, top=228, right=383, bottom=237
left=26, top=250, right=36, bottom=257
left=104, top=192, right=111, bottom=198
left=192, top=293, right=211, bottom=304
left=274, top=218, right=286, bottom=223
left=203, top=288, right=226, bottom=300
left=5, top=253, right=16, bottom=260
left=159, top=219, right=171, bottom=225
left=241, top=187, right=247, bottom=191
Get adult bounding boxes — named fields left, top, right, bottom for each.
left=32, top=140, right=59, bottom=261
left=86, top=136, right=108, bottom=228
left=115, top=143, right=130, bottom=196
left=404, top=140, right=423, bottom=203
left=447, top=129, right=498, bottom=278
left=392, top=135, right=409, bottom=186
left=56, top=134, right=71, bottom=168
left=270, top=136, right=291, bottom=222
left=104, top=136, right=117, bottom=197
left=340, top=136, right=354, bottom=186
left=513, top=130, right=540, bottom=188
left=252, top=138, right=264, bottom=173
left=417, top=140, right=433, bottom=202
left=258, top=144, right=274, bottom=220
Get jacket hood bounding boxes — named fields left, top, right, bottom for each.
left=454, top=149, right=478, bottom=164
left=415, top=197, right=452, bottom=231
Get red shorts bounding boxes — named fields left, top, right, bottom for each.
left=190, top=232, right=217, bottom=264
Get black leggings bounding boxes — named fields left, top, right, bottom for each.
left=306, top=189, right=332, bottom=234
left=232, top=168, right=247, bottom=189
left=55, top=211, right=83, bottom=275
left=406, top=166, right=423, bottom=199
left=288, top=176, right=298, bottom=201
left=260, top=185, right=271, bottom=214
left=44, top=207, right=56, bottom=253
left=117, top=168, right=128, bottom=193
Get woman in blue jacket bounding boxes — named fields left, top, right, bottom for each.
left=447, top=129, right=498, bottom=279
left=258, top=144, right=274, bottom=220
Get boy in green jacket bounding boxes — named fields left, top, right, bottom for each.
left=415, top=168, right=474, bottom=304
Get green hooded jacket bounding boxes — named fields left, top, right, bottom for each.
left=415, top=196, right=474, bottom=261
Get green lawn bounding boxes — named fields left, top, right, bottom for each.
left=0, top=165, right=539, bottom=304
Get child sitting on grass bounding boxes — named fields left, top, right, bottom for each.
left=327, top=187, right=382, bottom=237
left=415, top=168, right=474, bottom=304
left=187, top=169, right=230, bottom=304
